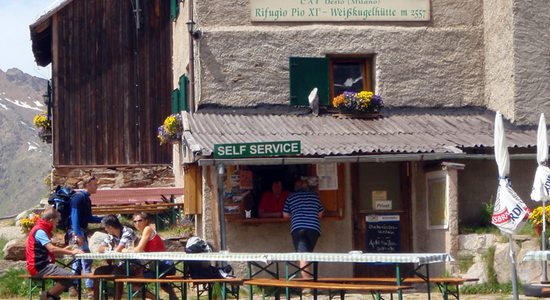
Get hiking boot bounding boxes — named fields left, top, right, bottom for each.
left=39, top=291, right=59, bottom=300
left=39, top=291, right=48, bottom=300
left=68, top=286, right=78, bottom=297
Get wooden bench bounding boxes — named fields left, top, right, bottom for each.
left=92, top=202, right=183, bottom=215
left=244, top=278, right=411, bottom=300
left=90, top=187, right=184, bottom=228
left=115, top=277, right=243, bottom=300
left=298, top=277, right=478, bottom=300
left=91, top=187, right=184, bottom=206
left=19, top=274, right=116, bottom=300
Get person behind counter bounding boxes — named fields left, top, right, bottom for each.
left=258, top=179, right=289, bottom=218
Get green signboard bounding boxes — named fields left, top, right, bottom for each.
left=214, top=141, right=301, bottom=158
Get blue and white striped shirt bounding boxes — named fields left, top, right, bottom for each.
left=283, top=191, right=324, bottom=234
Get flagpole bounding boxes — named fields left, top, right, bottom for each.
left=543, top=200, right=548, bottom=281
left=509, top=234, right=519, bottom=300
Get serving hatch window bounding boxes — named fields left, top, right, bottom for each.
left=222, top=164, right=345, bottom=221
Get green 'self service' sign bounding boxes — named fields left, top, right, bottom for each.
left=214, top=141, right=301, bottom=158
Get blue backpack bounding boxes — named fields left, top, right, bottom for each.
left=47, top=186, right=75, bottom=230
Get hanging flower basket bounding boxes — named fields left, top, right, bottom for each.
left=33, top=112, right=52, bottom=143
left=157, top=113, right=183, bottom=145
left=331, top=91, right=384, bottom=119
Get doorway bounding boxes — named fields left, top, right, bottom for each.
left=352, top=162, right=412, bottom=277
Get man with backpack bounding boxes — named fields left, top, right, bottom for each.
left=67, top=175, right=103, bottom=298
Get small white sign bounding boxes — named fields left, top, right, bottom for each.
left=374, top=200, right=392, bottom=210
left=366, top=214, right=400, bottom=222
left=317, top=163, right=338, bottom=190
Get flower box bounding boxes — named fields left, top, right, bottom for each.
left=331, top=91, right=384, bottom=118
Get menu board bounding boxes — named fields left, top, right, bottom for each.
left=365, top=214, right=400, bottom=253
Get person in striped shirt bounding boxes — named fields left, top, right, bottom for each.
left=283, top=179, right=324, bottom=279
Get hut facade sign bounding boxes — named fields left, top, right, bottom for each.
left=214, top=141, right=301, bottom=158
left=251, top=0, right=430, bottom=22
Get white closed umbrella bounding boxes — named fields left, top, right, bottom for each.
left=530, top=113, right=550, bottom=280
left=492, top=112, right=531, bottom=300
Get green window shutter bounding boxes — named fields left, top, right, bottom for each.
left=289, top=57, right=329, bottom=106
left=172, top=88, right=180, bottom=114
left=170, top=0, right=180, bottom=22
left=178, top=75, right=188, bottom=111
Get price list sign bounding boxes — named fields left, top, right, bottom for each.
left=365, top=214, right=400, bottom=253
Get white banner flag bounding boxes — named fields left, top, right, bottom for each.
left=531, top=165, right=550, bottom=202
left=492, top=180, right=531, bottom=234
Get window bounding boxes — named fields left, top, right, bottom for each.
left=289, top=56, right=373, bottom=106
left=426, top=171, right=449, bottom=229
left=219, top=163, right=345, bottom=221
left=172, top=74, right=188, bottom=113
left=331, top=59, right=372, bottom=97
left=170, top=0, right=180, bottom=22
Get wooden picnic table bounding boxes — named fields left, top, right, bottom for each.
left=76, top=251, right=454, bottom=300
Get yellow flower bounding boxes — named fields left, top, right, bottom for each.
left=33, top=112, right=51, bottom=130
left=529, top=206, right=550, bottom=226
left=164, top=115, right=178, bottom=135
left=20, top=213, right=40, bottom=233
left=332, top=94, right=346, bottom=107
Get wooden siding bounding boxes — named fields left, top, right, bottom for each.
left=51, top=0, right=172, bottom=166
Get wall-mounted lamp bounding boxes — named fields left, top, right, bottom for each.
left=42, top=92, right=49, bottom=105
left=186, top=20, right=202, bottom=39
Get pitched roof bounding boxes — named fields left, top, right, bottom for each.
left=182, top=107, right=537, bottom=159
left=29, top=0, right=73, bottom=66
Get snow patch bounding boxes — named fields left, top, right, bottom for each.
left=4, top=98, right=42, bottom=111
left=34, top=101, right=45, bottom=107
left=0, top=103, right=7, bottom=110
left=28, top=144, right=38, bottom=151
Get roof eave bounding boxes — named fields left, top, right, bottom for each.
left=29, top=0, right=74, bottom=67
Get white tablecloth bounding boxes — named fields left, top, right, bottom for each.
left=522, top=250, right=550, bottom=261
left=76, top=251, right=452, bottom=265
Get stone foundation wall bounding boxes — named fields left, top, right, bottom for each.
left=51, top=166, right=176, bottom=189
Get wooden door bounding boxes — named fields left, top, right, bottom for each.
left=352, top=162, right=412, bottom=277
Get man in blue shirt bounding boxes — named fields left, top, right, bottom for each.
left=67, top=176, right=103, bottom=297
left=283, top=179, right=324, bottom=279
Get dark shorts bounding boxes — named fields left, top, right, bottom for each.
left=94, top=264, right=127, bottom=276
left=143, top=261, right=176, bottom=288
left=291, top=228, right=320, bottom=252
left=37, top=264, right=73, bottom=288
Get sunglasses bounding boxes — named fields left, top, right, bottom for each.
left=133, top=219, right=144, bottom=223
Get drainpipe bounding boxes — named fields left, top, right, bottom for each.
left=187, top=0, right=196, bottom=114
left=217, top=164, right=227, bottom=250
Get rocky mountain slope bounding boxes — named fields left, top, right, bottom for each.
left=0, top=68, right=52, bottom=218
